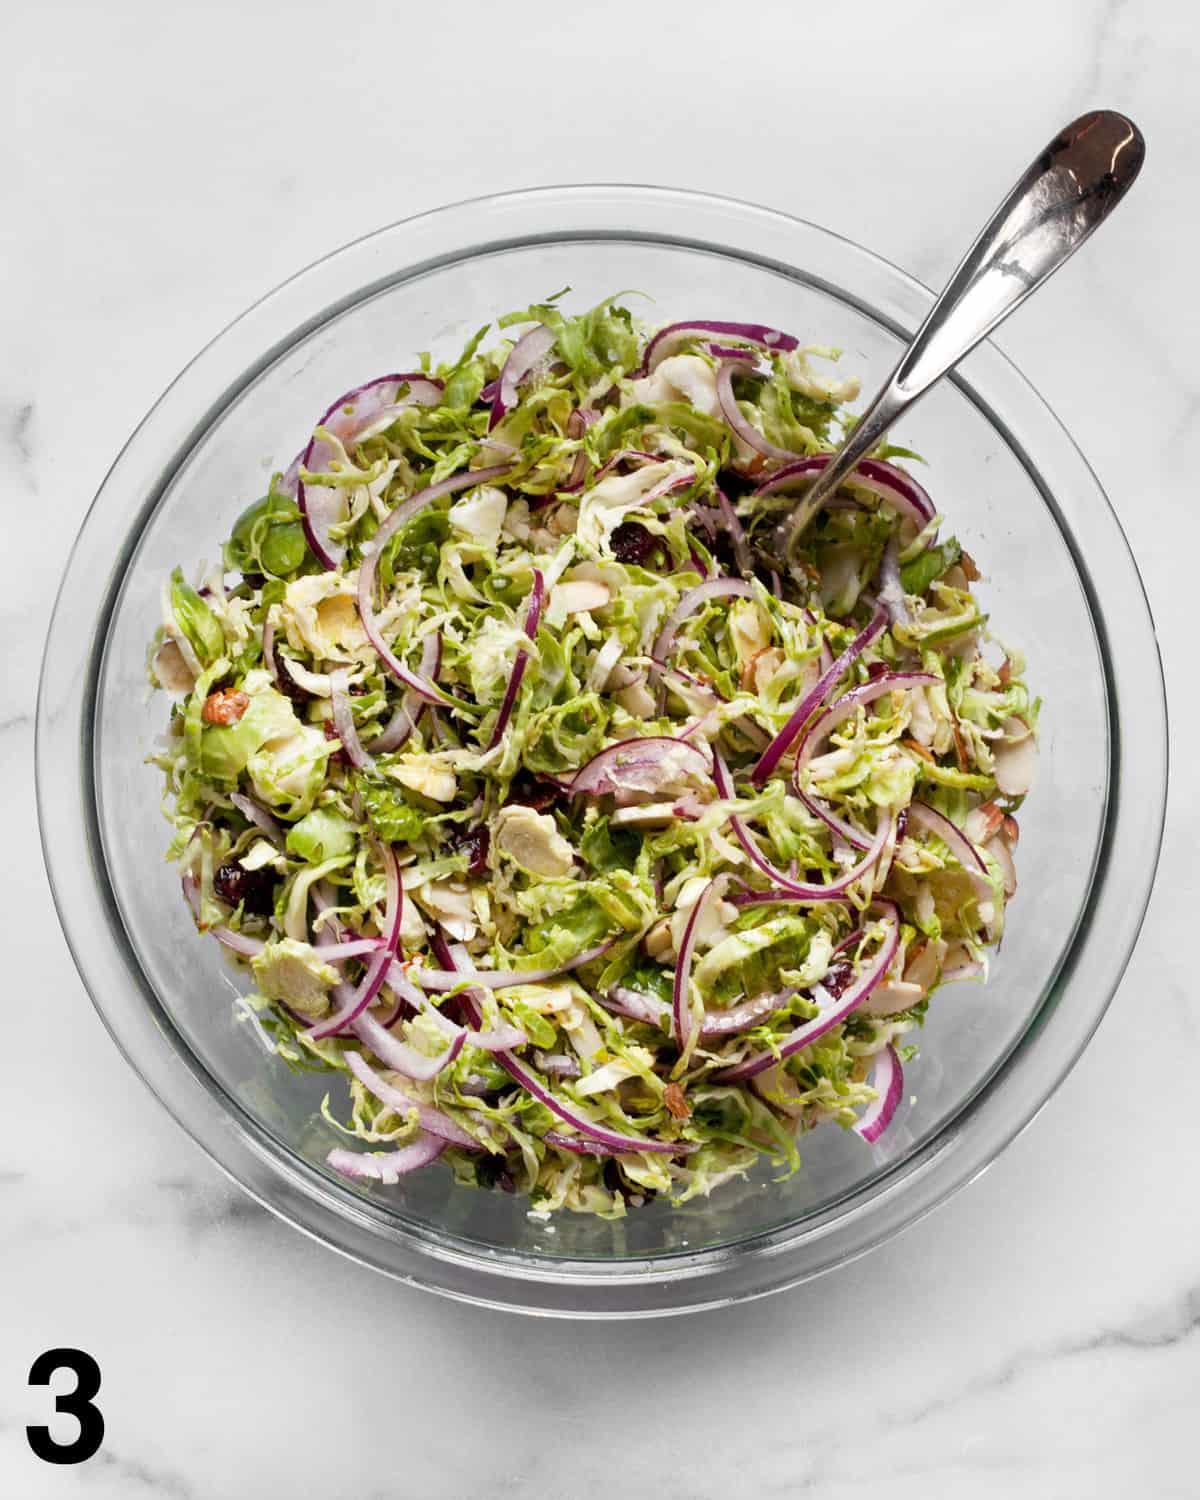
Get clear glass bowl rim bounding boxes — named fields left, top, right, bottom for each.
left=36, top=184, right=1168, bottom=1317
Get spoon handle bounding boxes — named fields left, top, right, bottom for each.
left=788, top=110, right=1145, bottom=538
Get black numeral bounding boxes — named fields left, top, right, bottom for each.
left=27, top=1348, right=104, bottom=1464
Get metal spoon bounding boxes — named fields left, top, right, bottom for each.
left=775, top=109, right=1145, bottom=563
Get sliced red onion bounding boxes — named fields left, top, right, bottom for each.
left=703, top=342, right=758, bottom=363
left=700, top=990, right=788, bottom=1036
left=715, top=906, right=900, bottom=1082
left=371, top=631, right=442, bottom=753
left=487, top=568, right=544, bottom=749
left=343, top=1048, right=478, bottom=1148
left=367, top=988, right=410, bottom=1036
left=714, top=751, right=888, bottom=901
left=601, top=985, right=783, bottom=1039
left=489, top=324, right=557, bottom=430
left=410, top=937, right=617, bottom=993
left=569, top=736, right=711, bottom=799
left=458, top=1007, right=691, bottom=1156
left=436, top=937, right=691, bottom=1156
left=467, top=1023, right=529, bottom=1052
left=275, top=453, right=303, bottom=502
left=229, top=791, right=284, bottom=845
left=317, top=938, right=389, bottom=962
left=754, top=454, right=936, bottom=536
left=300, top=374, right=443, bottom=568
left=716, top=360, right=802, bottom=462
left=603, top=987, right=670, bottom=1026
left=181, top=873, right=265, bottom=957
left=940, top=957, right=985, bottom=984
left=534, top=1052, right=582, bottom=1078
left=876, top=535, right=909, bottom=626
left=651, top=577, right=754, bottom=664
left=751, top=606, right=887, bottom=786
left=309, top=892, right=407, bottom=1034
left=543, top=1130, right=627, bottom=1157
left=637, top=320, right=799, bottom=376
left=329, top=667, right=375, bottom=773
left=326, top=1131, right=445, bottom=1184
left=307, top=846, right=403, bottom=1040
left=715, top=488, right=755, bottom=577
left=351, top=1008, right=465, bottom=1082
left=906, top=801, right=993, bottom=902
left=853, top=1044, right=904, bottom=1143
left=357, top=464, right=512, bottom=704
left=382, top=959, right=528, bottom=1052
left=672, top=878, right=723, bottom=1046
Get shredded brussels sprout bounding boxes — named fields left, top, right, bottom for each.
left=148, top=295, right=1037, bottom=1219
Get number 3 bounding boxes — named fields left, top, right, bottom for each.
left=27, top=1349, right=104, bottom=1464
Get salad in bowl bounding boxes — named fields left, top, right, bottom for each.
left=148, top=294, right=1037, bottom=1220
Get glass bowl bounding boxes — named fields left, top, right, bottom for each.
left=37, top=186, right=1167, bottom=1316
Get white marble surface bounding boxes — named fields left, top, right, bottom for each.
left=3, top=0, right=1195, bottom=1494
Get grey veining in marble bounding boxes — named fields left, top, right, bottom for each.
left=2, top=0, right=1194, bottom=1495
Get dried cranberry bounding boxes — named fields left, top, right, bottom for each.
left=273, top=644, right=309, bottom=703
left=476, top=1157, right=516, bottom=1193
left=348, top=682, right=368, bottom=697
left=866, top=661, right=889, bottom=680
left=445, top=824, right=490, bottom=876
left=718, top=469, right=758, bottom=503
left=213, top=861, right=275, bottom=916
left=822, top=961, right=855, bottom=998
left=610, top=521, right=666, bottom=568
left=896, top=807, right=909, bottom=840
left=506, top=771, right=564, bottom=813
left=322, top=718, right=348, bottom=765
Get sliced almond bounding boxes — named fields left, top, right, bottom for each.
left=611, top=802, right=680, bottom=829
left=546, top=502, right=580, bottom=538
left=858, top=978, right=926, bottom=1017
left=644, top=919, right=673, bottom=961
left=903, top=736, right=936, bottom=764
left=750, top=1063, right=806, bottom=1118
left=985, top=834, right=1017, bottom=897
left=964, top=801, right=1003, bottom=844
left=993, top=731, right=1038, bottom=797
left=553, top=578, right=611, bottom=615
left=905, top=938, right=948, bottom=991
left=615, top=681, right=657, bottom=718
left=152, top=638, right=196, bottom=698
left=663, top=1082, right=691, bottom=1120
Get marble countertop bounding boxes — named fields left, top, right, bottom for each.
left=4, top=1, right=1194, bottom=1494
